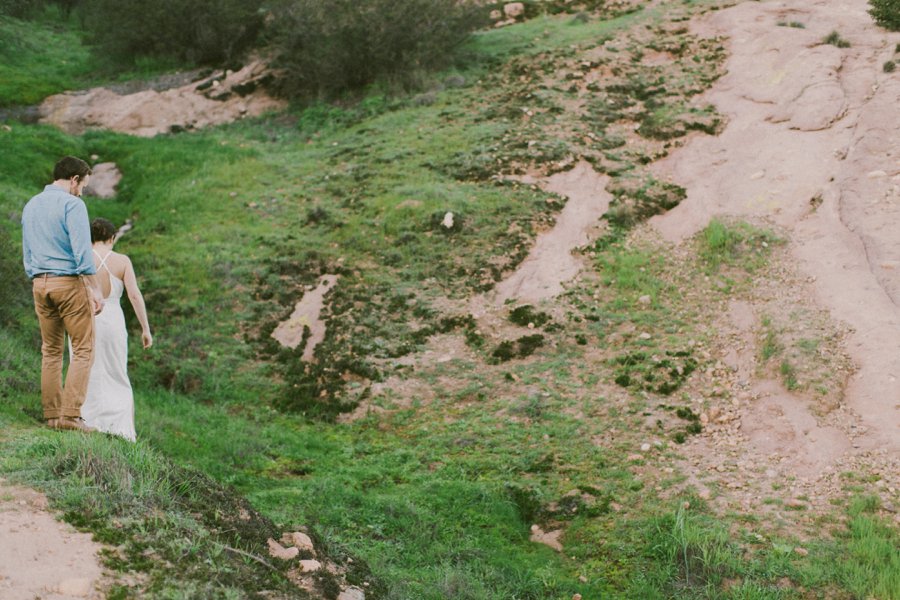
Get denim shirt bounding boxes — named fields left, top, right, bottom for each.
left=22, top=184, right=96, bottom=278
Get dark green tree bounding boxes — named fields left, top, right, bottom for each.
left=269, top=0, right=487, bottom=99
left=77, top=0, right=265, bottom=65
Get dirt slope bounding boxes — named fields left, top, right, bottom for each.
left=0, top=478, right=107, bottom=599
left=650, top=0, right=900, bottom=453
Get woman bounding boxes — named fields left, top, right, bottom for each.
left=80, top=218, right=152, bottom=441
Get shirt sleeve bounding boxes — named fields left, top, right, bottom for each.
left=22, top=216, right=33, bottom=278
left=67, top=200, right=96, bottom=275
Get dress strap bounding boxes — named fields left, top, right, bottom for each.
left=93, top=249, right=113, bottom=273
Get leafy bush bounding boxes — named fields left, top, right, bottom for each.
left=0, top=0, right=45, bottom=17
left=869, top=0, right=900, bottom=30
left=77, top=0, right=265, bottom=65
left=270, top=0, right=488, bottom=99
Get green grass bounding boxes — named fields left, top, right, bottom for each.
left=700, top=219, right=779, bottom=274
left=2, top=4, right=898, bottom=598
left=0, top=12, right=93, bottom=106
left=0, top=411, right=325, bottom=598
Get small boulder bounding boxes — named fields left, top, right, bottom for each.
left=285, top=531, right=315, bottom=553
left=84, top=162, right=122, bottom=199
left=267, top=538, right=299, bottom=560
left=299, top=559, right=322, bottom=572
left=441, top=211, right=455, bottom=229
left=338, top=587, right=366, bottom=600
left=504, top=2, right=525, bottom=18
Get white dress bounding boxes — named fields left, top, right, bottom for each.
left=80, top=251, right=136, bottom=441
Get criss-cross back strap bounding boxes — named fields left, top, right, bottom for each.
left=93, top=249, right=113, bottom=273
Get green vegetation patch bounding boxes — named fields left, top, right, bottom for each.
left=508, top=304, right=552, bottom=327
left=0, top=428, right=372, bottom=598
left=490, top=333, right=546, bottom=363
left=699, top=218, right=781, bottom=274
left=0, top=13, right=92, bottom=106
left=612, top=349, right=698, bottom=395
left=869, top=0, right=900, bottom=31
left=823, top=30, right=851, bottom=48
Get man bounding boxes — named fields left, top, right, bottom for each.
left=22, top=156, right=104, bottom=432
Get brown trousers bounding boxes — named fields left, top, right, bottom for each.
left=32, top=275, right=95, bottom=419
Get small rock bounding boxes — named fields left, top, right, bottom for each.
left=338, top=586, right=366, bottom=600
left=750, top=170, right=766, bottom=180
left=627, top=453, right=644, bottom=461
left=573, top=595, right=583, bottom=600
left=267, top=538, right=299, bottom=560
left=504, top=2, right=525, bottom=18
left=286, top=531, right=315, bottom=553
left=638, top=295, right=651, bottom=305
left=489, top=9, right=502, bottom=20
left=867, top=170, right=887, bottom=178
left=785, top=498, right=806, bottom=509
left=793, top=547, right=809, bottom=556
left=639, top=332, right=652, bottom=340
left=441, top=211, right=454, bottom=229
left=640, top=443, right=651, bottom=452
left=299, top=559, right=322, bottom=572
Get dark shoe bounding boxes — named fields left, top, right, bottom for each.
left=55, top=417, right=96, bottom=433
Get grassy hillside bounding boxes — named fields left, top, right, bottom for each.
left=1, top=3, right=898, bottom=599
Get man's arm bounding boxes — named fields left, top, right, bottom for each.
left=22, top=225, right=33, bottom=278
left=66, top=200, right=103, bottom=314
left=67, top=200, right=95, bottom=276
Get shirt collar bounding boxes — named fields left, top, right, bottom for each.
left=45, top=184, right=68, bottom=193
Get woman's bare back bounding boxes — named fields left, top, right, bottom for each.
left=93, top=250, right=129, bottom=298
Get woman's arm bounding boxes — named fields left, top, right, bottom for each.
left=122, top=256, right=153, bottom=349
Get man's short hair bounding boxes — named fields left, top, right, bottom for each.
left=91, top=218, right=117, bottom=243
left=53, top=156, right=92, bottom=181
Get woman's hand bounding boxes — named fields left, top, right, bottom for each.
left=142, top=330, right=153, bottom=349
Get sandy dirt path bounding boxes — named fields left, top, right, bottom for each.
left=0, top=478, right=107, bottom=599
left=650, top=0, right=900, bottom=453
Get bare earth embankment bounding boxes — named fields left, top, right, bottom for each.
left=648, top=0, right=899, bottom=512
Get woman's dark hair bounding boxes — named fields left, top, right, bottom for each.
left=53, top=156, right=92, bottom=181
left=91, top=218, right=117, bottom=243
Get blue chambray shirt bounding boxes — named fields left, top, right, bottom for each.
left=21, top=184, right=96, bottom=278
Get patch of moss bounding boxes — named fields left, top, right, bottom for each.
left=508, top=304, right=552, bottom=327
left=490, top=334, right=546, bottom=363
left=612, top=349, right=697, bottom=395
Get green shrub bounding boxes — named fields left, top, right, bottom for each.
left=77, top=0, right=265, bottom=65
left=270, top=0, right=488, bottom=99
left=0, top=0, right=45, bottom=17
left=823, top=30, right=851, bottom=48
left=885, top=60, right=897, bottom=72
left=869, top=0, right=900, bottom=30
